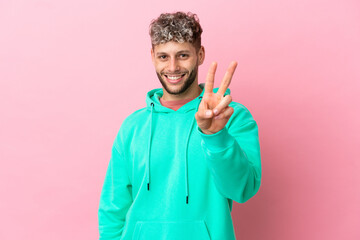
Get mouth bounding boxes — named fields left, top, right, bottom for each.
left=164, top=73, right=186, bottom=84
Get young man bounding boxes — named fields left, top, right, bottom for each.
left=98, top=12, right=262, bottom=240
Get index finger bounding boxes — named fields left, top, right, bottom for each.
left=204, top=62, right=217, bottom=94
left=217, top=61, right=238, bottom=96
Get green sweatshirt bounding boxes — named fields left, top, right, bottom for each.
left=98, top=83, right=262, bottom=240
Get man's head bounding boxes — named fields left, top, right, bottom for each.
left=149, top=11, right=203, bottom=52
left=149, top=12, right=205, bottom=99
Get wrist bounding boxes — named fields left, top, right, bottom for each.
left=200, top=128, right=216, bottom=135
left=198, top=127, right=235, bottom=151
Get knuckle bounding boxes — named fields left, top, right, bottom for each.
left=229, top=107, right=234, bottom=114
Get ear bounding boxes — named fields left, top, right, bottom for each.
left=151, top=48, right=155, bottom=65
left=198, top=46, right=205, bottom=65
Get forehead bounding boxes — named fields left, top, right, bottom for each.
left=153, top=41, right=196, bottom=54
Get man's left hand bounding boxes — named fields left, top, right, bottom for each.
left=195, top=61, right=238, bottom=135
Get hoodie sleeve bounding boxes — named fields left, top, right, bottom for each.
left=98, top=133, right=132, bottom=239
left=197, top=103, right=262, bottom=203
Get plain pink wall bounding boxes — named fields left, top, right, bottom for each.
left=1, top=0, right=359, bottom=239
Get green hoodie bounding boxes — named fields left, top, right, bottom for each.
left=98, top=83, right=262, bottom=240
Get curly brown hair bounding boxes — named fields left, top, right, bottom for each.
left=149, top=11, right=203, bottom=51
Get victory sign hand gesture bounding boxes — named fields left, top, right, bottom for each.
left=195, top=61, right=238, bottom=135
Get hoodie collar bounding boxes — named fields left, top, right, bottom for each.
left=145, top=83, right=231, bottom=113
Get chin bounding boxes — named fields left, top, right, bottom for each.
left=164, top=83, right=188, bottom=95
left=157, top=67, right=198, bottom=95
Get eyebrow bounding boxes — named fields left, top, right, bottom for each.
left=177, top=50, right=191, bottom=54
left=156, top=50, right=191, bottom=56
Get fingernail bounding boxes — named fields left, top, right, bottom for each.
left=213, top=109, right=218, bottom=115
left=206, top=110, right=212, bottom=117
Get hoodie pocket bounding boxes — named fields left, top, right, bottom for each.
left=132, top=220, right=211, bottom=240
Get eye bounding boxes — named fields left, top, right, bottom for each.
left=158, top=55, right=168, bottom=60
left=179, top=54, right=189, bottom=59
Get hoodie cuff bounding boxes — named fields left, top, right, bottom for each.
left=197, top=127, right=235, bottom=152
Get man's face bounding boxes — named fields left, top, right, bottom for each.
left=151, top=41, right=205, bottom=96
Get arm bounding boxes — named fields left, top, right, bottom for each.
left=195, top=61, right=261, bottom=203
left=198, top=105, right=261, bottom=203
left=98, top=134, right=132, bottom=239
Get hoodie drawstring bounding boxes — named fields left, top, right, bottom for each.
left=147, top=97, right=202, bottom=205
left=184, top=117, right=194, bottom=204
left=147, top=102, right=154, bottom=191
left=184, top=96, right=203, bottom=204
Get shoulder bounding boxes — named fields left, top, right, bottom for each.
left=228, top=100, right=257, bottom=125
left=122, top=107, right=149, bottom=126
left=114, top=106, right=150, bottom=142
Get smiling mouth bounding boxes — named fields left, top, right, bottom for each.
left=164, top=74, right=186, bottom=83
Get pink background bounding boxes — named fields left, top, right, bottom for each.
left=1, top=0, right=359, bottom=239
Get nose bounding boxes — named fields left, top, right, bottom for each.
left=168, top=58, right=180, bottom=73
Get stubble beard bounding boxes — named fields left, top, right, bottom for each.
left=156, top=65, right=198, bottom=95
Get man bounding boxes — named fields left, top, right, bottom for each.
left=98, top=11, right=262, bottom=240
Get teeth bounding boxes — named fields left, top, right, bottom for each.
left=167, top=75, right=182, bottom=80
